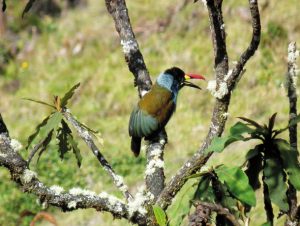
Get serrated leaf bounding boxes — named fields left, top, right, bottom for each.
left=275, top=139, right=300, bottom=190
left=263, top=158, right=289, bottom=211
left=215, top=165, right=256, bottom=206
left=60, top=83, right=80, bottom=108
left=36, top=130, right=54, bottom=163
left=57, top=120, right=72, bottom=160
left=22, top=0, right=36, bottom=17
left=167, top=179, right=197, bottom=226
left=68, top=133, right=82, bottom=167
left=27, top=112, right=62, bottom=149
left=23, top=98, right=56, bottom=109
left=194, top=176, right=215, bottom=203
left=26, top=115, right=51, bottom=149
left=152, top=205, right=167, bottom=226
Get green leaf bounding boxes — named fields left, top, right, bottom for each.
left=27, top=112, right=62, bottom=149
left=238, top=117, right=262, bottom=128
left=261, top=222, right=271, bottom=226
left=268, top=113, right=277, bottom=131
left=60, top=83, right=80, bottom=108
left=152, top=205, right=167, bottom=226
left=37, top=130, right=54, bottom=163
left=23, top=98, right=55, bottom=109
left=26, top=115, right=51, bottom=149
left=215, top=165, right=256, bottom=206
left=57, top=120, right=71, bottom=160
left=68, top=133, right=82, bottom=167
left=206, top=121, right=254, bottom=153
left=275, top=139, right=300, bottom=190
left=230, top=122, right=254, bottom=136
left=194, top=175, right=215, bottom=203
left=263, top=158, right=289, bottom=211
left=167, top=179, right=197, bottom=226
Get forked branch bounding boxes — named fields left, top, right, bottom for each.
left=157, top=0, right=261, bottom=210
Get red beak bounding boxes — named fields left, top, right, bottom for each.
left=186, top=73, right=206, bottom=80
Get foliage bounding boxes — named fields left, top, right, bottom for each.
left=204, top=113, right=300, bottom=225
left=25, top=83, right=84, bottom=167
left=152, top=205, right=167, bottom=226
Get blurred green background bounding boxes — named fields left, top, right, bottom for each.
left=0, top=0, right=299, bottom=225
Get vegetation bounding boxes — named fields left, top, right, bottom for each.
left=0, top=0, right=299, bottom=225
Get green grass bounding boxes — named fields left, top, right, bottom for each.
left=0, top=0, right=299, bottom=225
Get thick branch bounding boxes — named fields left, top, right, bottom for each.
left=157, top=0, right=261, bottom=210
left=105, top=0, right=152, bottom=95
left=62, top=109, right=132, bottom=201
left=105, top=0, right=166, bottom=201
left=0, top=133, right=147, bottom=225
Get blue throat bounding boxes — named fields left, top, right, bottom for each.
left=156, top=73, right=180, bottom=103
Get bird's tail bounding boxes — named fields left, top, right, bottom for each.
left=131, top=137, right=141, bottom=157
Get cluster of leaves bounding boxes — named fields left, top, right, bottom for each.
left=25, top=83, right=83, bottom=167
left=2, top=0, right=35, bottom=17
left=206, top=113, right=300, bottom=225
left=153, top=113, right=300, bottom=226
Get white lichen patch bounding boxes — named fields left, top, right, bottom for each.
left=222, top=112, right=230, bottom=119
left=10, top=139, right=22, bottom=152
left=0, top=153, right=7, bottom=158
left=120, top=40, right=138, bottom=54
left=149, top=148, right=162, bottom=157
left=69, top=187, right=96, bottom=196
left=140, top=89, right=148, bottom=97
left=201, top=0, right=207, bottom=7
left=145, top=159, right=164, bottom=176
left=98, top=192, right=124, bottom=212
left=224, top=69, right=233, bottom=81
left=22, top=169, right=37, bottom=183
left=50, top=185, right=64, bottom=195
left=207, top=80, right=229, bottom=99
left=128, top=187, right=149, bottom=217
left=67, top=200, right=77, bottom=209
left=220, top=23, right=225, bottom=30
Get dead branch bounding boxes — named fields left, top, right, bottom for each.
left=156, top=0, right=261, bottom=210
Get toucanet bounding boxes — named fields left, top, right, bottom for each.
left=129, top=67, right=205, bottom=156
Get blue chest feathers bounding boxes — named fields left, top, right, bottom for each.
left=156, top=73, right=180, bottom=103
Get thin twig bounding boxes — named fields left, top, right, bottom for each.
left=157, top=0, right=261, bottom=210
left=62, top=109, right=133, bottom=201
left=196, top=202, right=241, bottom=226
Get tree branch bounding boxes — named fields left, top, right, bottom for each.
left=104, top=0, right=152, bottom=96
left=195, top=202, right=241, bottom=226
left=62, top=108, right=132, bottom=201
left=285, top=41, right=299, bottom=226
left=105, top=0, right=166, bottom=201
left=0, top=133, right=147, bottom=225
left=157, top=0, right=261, bottom=210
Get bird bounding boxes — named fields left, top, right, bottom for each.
left=129, top=66, right=205, bottom=156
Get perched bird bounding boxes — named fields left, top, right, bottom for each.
left=129, top=67, right=205, bottom=156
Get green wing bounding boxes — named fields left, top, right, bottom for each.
left=129, top=106, right=159, bottom=138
